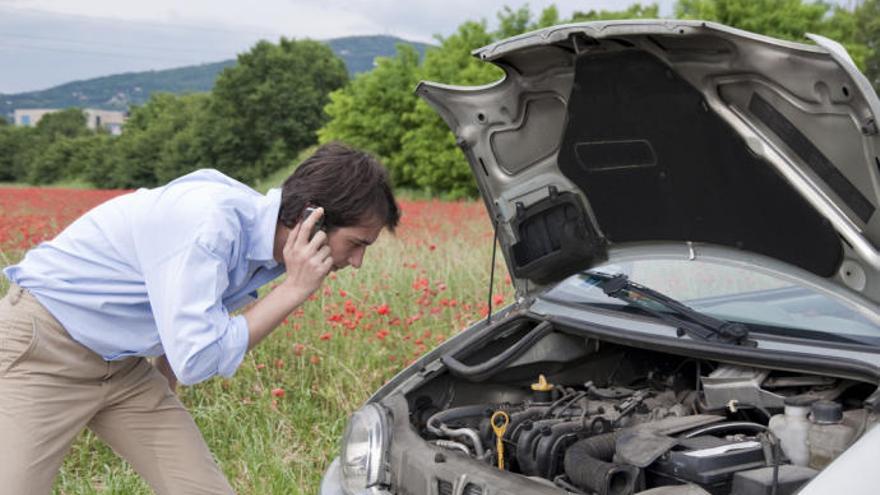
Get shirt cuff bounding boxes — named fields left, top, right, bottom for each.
left=216, top=314, right=250, bottom=378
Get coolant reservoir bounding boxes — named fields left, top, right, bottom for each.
left=807, top=400, right=856, bottom=469
left=768, top=396, right=812, bottom=466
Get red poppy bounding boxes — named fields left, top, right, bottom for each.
left=271, top=388, right=285, bottom=398
left=376, top=303, right=390, bottom=315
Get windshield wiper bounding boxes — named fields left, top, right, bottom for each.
left=593, top=273, right=753, bottom=346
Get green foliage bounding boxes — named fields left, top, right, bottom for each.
left=319, top=45, right=422, bottom=186
left=73, top=134, right=116, bottom=186
left=676, top=0, right=827, bottom=41
left=0, top=126, right=33, bottom=181
left=495, top=5, right=533, bottom=39
left=27, top=138, right=79, bottom=184
left=674, top=0, right=876, bottom=93
left=34, top=108, right=88, bottom=141
left=398, top=21, right=502, bottom=198
left=19, top=109, right=91, bottom=184
left=572, top=3, right=659, bottom=21
left=203, top=39, right=349, bottom=184
left=320, top=18, right=507, bottom=196
left=851, top=0, right=880, bottom=92
left=105, top=93, right=210, bottom=188
left=26, top=134, right=112, bottom=185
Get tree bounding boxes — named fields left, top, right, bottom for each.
left=495, top=5, right=532, bottom=39
left=318, top=4, right=565, bottom=197
left=108, top=93, right=210, bottom=188
left=0, top=126, right=33, bottom=181
left=34, top=108, right=89, bottom=141
left=204, top=38, right=349, bottom=183
left=76, top=134, right=116, bottom=187
left=851, top=0, right=880, bottom=92
left=571, top=3, right=659, bottom=21
left=28, top=137, right=80, bottom=184
left=319, top=44, right=422, bottom=187
left=674, top=0, right=874, bottom=91
left=675, top=0, right=828, bottom=41
left=18, top=109, right=91, bottom=184
left=395, top=21, right=500, bottom=197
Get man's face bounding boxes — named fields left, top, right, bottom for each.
left=324, top=220, right=384, bottom=271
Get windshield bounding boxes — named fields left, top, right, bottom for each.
left=543, top=258, right=880, bottom=342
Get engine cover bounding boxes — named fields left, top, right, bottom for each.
left=647, top=436, right=766, bottom=493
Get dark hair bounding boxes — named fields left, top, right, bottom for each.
left=278, top=142, right=400, bottom=232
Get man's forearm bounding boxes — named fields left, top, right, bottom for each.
left=243, top=281, right=309, bottom=350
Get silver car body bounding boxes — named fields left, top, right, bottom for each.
left=322, top=20, right=880, bottom=495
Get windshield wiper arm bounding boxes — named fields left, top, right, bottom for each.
left=595, top=273, right=752, bottom=346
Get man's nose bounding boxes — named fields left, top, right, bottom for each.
left=349, top=247, right=365, bottom=269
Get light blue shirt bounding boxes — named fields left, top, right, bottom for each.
left=3, top=169, right=285, bottom=385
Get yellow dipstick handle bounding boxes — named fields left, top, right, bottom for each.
left=490, top=411, right=510, bottom=470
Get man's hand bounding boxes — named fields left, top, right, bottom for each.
left=243, top=207, right=332, bottom=350
left=279, top=207, right=333, bottom=299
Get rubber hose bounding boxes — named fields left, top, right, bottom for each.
left=427, top=404, right=494, bottom=456
left=441, top=321, right=553, bottom=382
left=564, top=432, right=638, bottom=495
left=426, top=404, right=492, bottom=436
left=535, top=419, right=590, bottom=478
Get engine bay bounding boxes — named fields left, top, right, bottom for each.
left=401, top=316, right=879, bottom=495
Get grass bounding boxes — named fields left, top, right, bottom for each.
left=0, top=194, right=509, bottom=494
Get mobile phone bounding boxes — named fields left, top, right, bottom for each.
left=302, top=205, right=325, bottom=240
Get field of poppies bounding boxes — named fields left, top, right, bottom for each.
left=0, top=186, right=511, bottom=494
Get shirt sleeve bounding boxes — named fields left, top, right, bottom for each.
left=141, top=231, right=250, bottom=386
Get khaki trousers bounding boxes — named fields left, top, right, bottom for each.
left=0, top=285, right=235, bottom=494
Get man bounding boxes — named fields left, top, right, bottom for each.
left=0, top=142, right=400, bottom=494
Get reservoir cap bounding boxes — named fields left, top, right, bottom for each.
left=810, top=400, right=843, bottom=424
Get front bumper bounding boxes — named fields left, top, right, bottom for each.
left=320, top=458, right=392, bottom=495
left=320, top=458, right=343, bottom=495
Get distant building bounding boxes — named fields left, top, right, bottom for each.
left=13, top=108, right=127, bottom=135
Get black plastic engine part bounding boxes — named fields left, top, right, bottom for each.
left=441, top=321, right=553, bottom=382
left=730, top=465, right=817, bottom=495
left=647, top=435, right=765, bottom=493
left=516, top=419, right=563, bottom=475
left=533, top=419, right=591, bottom=478
left=564, top=432, right=639, bottom=495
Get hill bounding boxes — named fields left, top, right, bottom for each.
left=0, top=35, right=430, bottom=117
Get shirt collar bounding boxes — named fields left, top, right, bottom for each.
left=246, top=188, right=282, bottom=266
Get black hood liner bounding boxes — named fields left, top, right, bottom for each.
left=557, top=49, right=843, bottom=278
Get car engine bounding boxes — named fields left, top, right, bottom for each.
left=403, top=317, right=878, bottom=495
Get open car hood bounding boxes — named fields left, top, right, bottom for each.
left=416, top=20, right=880, bottom=305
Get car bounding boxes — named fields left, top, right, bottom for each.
left=321, top=19, right=880, bottom=495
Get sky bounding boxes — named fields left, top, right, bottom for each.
left=0, top=0, right=680, bottom=94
